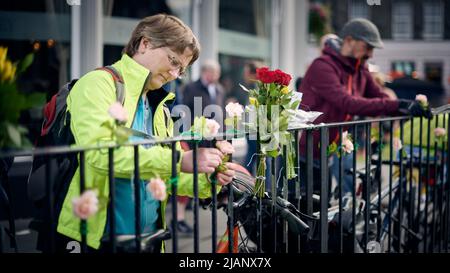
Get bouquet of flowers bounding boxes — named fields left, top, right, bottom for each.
left=241, top=67, right=322, bottom=196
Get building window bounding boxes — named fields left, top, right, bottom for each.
left=391, top=61, right=415, bottom=79
left=423, top=1, right=443, bottom=40
left=349, top=0, right=369, bottom=20
left=392, top=1, right=413, bottom=40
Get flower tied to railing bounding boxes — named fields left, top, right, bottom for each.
left=241, top=67, right=299, bottom=197
left=416, top=94, right=429, bottom=112
left=434, top=127, right=447, bottom=146
left=146, top=177, right=167, bottom=201
left=72, top=189, right=99, bottom=220
left=0, top=46, right=45, bottom=148
left=327, top=131, right=355, bottom=157
left=101, top=102, right=132, bottom=144
left=182, top=116, right=234, bottom=176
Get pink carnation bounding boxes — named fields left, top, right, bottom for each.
left=415, top=94, right=428, bottom=105
left=342, top=131, right=354, bottom=154
left=393, top=137, right=403, bottom=151
left=225, top=102, right=244, bottom=118
left=205, top=118, right=220, bottom=137
left=108, top=102, right=128, bottom=123
left=72, top=190, right=99, bottom=220
left=216, top=140, right=235, bottom=154
left=147, top=178, right=167, bottom=201
left=434, top=127, right=446, bottom=137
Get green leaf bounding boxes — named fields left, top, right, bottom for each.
left=16, top=53, right=34, bottom=75
left=6, top=123, right=22, bottom=147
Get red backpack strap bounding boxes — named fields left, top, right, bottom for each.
left=96, top=66, right=126, bottom=105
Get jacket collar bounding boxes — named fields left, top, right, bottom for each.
left=115, top=54, right=151, bottom=97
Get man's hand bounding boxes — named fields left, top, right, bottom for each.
left=398, top=99, right=433, bottom=119
left=216, top=162, right=239, bottom=186
left=180, top=148, right=224, bottom=174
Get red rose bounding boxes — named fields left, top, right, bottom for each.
left=256, top=67, right=277, bottom=83
left=256, top=67, right=292, bottom=86
left=274, top=69, right=292, bottom=86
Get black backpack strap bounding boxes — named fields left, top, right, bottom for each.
left=96, top=66, right=126, bottom=105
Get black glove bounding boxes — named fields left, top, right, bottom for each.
left=398, top=99, right=433, bottom=119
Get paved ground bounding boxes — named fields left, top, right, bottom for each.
left=0, top=205, right=230, bottom=253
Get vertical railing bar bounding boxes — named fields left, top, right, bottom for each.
left=377, top=121, right=383, bottom=242
left=338, top=126, right=343, bottom=253
left=295, top=130, right=301, bottom=253
left=79, top=151, right=87, bottom=253
left=424, top=118, right=431, bottom=253
left=320, top=127, right=329, bottom=253
left=398, top=120, right=404, bottom=253
left=444, top=113, right=450, bottom=253
left=211, top=148, right=217, bottom=254
left=171, top=142, right=178, bottom=253
left=432, top=115, right=439, bottom=252
left=388, top=121, right=393, bottom=252
left=352, top=124, right=357, bottom=253
left=193, top=142, right=200, bottom=253
left=133, top=146, right=141, bottom=253
left=283, top=144, right=288, bottom=253
left=271, top=156, right=277, bottom=253
left=306, top=130, right=314, bottom=230
left=45, top=154, right=55, bottom=253
left=438, top=114, right=445, bottom=252
left=364, top=123, right=371, bottom=252
left=408, top=117, right=415, bottom=253
left=416, top=117, right=423, bottom=237
left=108, top=148, right=116, bottom=253
left=256, top=139, right=263, bottom=253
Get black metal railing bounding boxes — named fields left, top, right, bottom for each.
left=1, top=105, right=450, bottom=253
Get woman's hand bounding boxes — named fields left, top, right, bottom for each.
left=180, top=148, right=224, bottom=174
left=216, top=162, right=240, bottom=186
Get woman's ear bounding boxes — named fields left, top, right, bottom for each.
left=138, top=38, right=150, bottom=54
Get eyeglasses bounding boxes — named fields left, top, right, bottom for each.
left=163, top=47, right=187, bottom=78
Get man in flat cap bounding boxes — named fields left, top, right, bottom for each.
left=297, top=18, right=431, bottom=199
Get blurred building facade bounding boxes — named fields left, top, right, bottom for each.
left=307, top=0, right=450, bottom=104
left=1, top=0, right=449, bottom=112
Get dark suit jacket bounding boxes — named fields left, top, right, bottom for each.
left=182, top=79, right=225, bottom=123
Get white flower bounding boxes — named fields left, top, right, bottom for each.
left=434, top=127, right=446, bottom=137
left=341, top=131, right=354, bottom=154
left=205, top=118, right=220, bottom=137
left=393, top=137, right=403, bottom=151
left=216, top=140, right=235, bottom=154
left=72, top=190, right=99, bottom=220
left=225, top=102, right=244, bottom=118
left=415, top=94, right=428, bottom=105
left=147, top=178, right=167, bottom=201
left=108, top=102, right=128, bottom=123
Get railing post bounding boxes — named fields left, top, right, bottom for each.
left=424, top=118, right=432, bottom=253
left=108, top=148, right=116, bottom=253
left=364, top=123, right=372, bottom=252
left=319, top=127, right=328, bottom=253
left=388, top=121, right=394, bottom=252
left=398, top=119, right=405, bottom=253
left=338, top=126, right=343, bottom=253
left=171, top=142, right=178, bottom=253
left=133, top=146, right=141, bottom=253
left=193, top=141, right=200, bottom=253
left=79, top=151, right=87, bottom=253
left=352, top=124, right=358, bottom=253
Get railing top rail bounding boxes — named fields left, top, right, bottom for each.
left=1, top=105, right=449, bottom=158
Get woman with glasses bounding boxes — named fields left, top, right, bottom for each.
left=54, top=14, right=238, bottom=253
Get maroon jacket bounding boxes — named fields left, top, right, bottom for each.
left=299, top=42, right=400, bottom=158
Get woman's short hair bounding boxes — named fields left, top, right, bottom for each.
left=124, top=14, right=200, bottom=65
